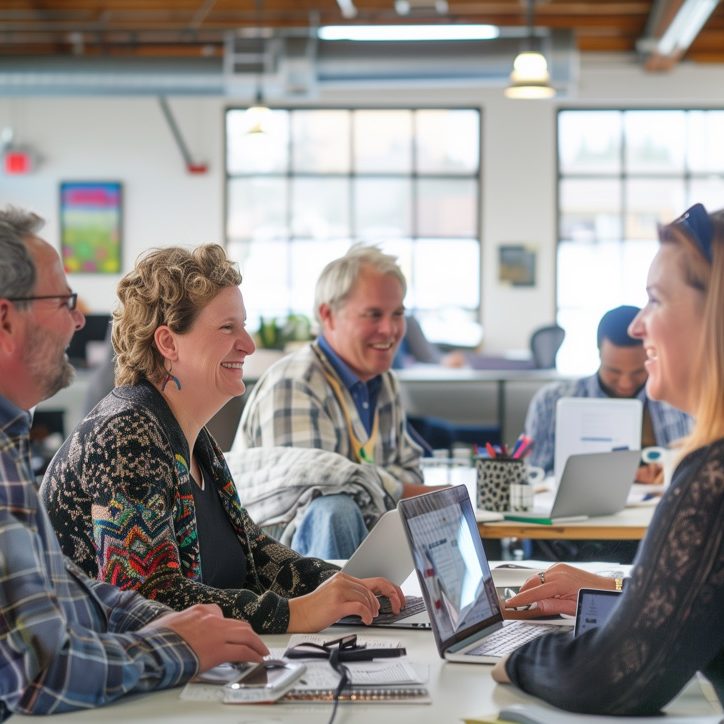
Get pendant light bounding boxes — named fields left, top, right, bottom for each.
left=244, top=0, right=271, bottom=135
left=504, top=0, right=555, bottom=99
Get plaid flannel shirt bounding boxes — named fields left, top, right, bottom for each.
left=236, top=341, right=424, bottom=501
left=0, top=395, right=197, bottom=720
left=524, top=374, right=693, bottom=474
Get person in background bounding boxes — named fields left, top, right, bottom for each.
left=0, top=207, right=268, bottom=718
left=41, top=243, right=403, bottom=636
left=493, top=203, right=724, bottom=715
left=235, top=245, right=442, bottom=558
left=525, top=304, right=692, bottom=483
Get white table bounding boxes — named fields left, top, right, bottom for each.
left=31, top=624, right=721, bottom=723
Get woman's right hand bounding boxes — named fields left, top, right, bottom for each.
left=287, top=572, right=403, bottom=632
left=503, top=563, right=617, bottom=617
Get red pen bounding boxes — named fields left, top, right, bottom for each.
left=485, top=442, right=497, bottom=459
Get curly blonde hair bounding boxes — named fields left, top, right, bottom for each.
left=113, top=244, right=242, bottom=387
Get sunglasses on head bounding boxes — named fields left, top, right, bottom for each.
left=670, top=203, right=714, bottom=264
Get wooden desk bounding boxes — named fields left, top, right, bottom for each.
left=36, top=622, right=720, bottom=723
left=477, top=505, right=655, bottom=540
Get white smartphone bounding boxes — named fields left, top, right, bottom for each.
left=222, top=659, right=306, bottom=704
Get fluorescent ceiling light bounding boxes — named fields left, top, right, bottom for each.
left=656, top=0, right=718, bottom=55
left=318, top=24, right=500, bottom=42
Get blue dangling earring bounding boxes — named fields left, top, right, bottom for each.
left=161, top=363, right=182, bottom=392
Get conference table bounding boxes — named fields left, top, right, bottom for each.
left=36, top=621, right=721, bottom=724
left=35, top=616, right=720, bottom=724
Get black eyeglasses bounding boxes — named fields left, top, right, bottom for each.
left=671, top=203, right=713, bottom=264
left=7, top=292, right=78, bottom=311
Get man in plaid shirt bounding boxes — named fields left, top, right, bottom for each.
left=0, top=207, right=267, bottom=719
left=236, top=245, right=439, bottom=558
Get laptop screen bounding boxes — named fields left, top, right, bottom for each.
left=398, top=485, right=502, bottom=653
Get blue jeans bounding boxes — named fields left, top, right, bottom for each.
left=291, top=494, right=368, bottom=559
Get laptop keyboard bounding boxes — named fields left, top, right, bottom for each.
left=467, top=622, right=553, bottom=657
left=337, top=595, right=426, bottom=625
left=374, top=595, right=426, bottom=623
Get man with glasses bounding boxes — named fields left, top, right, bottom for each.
left=0, top=206, right=268, bottom=718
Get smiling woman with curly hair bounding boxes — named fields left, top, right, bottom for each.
left=41, top=243, right=404, bottom=635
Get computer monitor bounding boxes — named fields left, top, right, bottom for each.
left=66, top=313, right=111, bottom=367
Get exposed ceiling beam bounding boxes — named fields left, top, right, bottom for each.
left=640, top=0, right=720, bottom=70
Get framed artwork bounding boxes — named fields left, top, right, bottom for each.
left=60, top=181, right=122, bottom=274
left=498, top=244, right=536, bottom=287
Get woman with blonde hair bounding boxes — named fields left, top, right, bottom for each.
left=493, top=204, right=724, bottom=714
left=41, top=244, right=403, bottom=634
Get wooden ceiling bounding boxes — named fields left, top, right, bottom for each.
left=2, top=1, right=724, bottom=65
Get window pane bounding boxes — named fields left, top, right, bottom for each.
left=556, top=240, right=650, bottom=374
left=354, top=177, right=412, bottom=238
left=292, top=110, right=351, bottom=172
left=413, top=239, right=479, bottom=309
left=227, top=177, right=288, bottom=240
left=353, top=110, right=413, bottom=172
left=624, top=111, right=686, bottom=174
left=625, top=179, right=686, bottom=239
left=379, top=238, right=415, bottom=308
left=688, top=111, right=724, bottom=173
left=289, top=239, right=351, bottom=316
left=291, top=178, right=350, bottom=238
left=227, top=239, right=290, bottom=328
left=416, top=109, right=479, bottom=174
left=226, top=109, right=290, bottom=174
left=559, top=179, right=622, bottom=241
left=689, top=176, right=724, bottom=210
left=558, top=111, right=622, bottom=175
left=416, top=178, right=478, bottom=237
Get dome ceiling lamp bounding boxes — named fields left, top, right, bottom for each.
left=504, top=0, right=555, bottom=99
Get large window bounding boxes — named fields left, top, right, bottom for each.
left=225, top=108, right=481, bottom=333
left=557, top=109, right=724, bottom=374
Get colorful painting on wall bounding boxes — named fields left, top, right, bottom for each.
left=60, top=181, right=122, bottom=274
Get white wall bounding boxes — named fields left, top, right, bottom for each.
left=2, top=58, right=724, bottom=351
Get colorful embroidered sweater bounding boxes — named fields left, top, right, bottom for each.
left=40, top=382, right=338, bottom=634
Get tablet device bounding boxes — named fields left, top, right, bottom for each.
left=574, top=587, right=623, bottom=637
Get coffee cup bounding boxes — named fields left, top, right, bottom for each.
left=641, top=446, right=677, bottom=488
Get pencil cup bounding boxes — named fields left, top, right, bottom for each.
left=476, top=459, right=544, bottom=512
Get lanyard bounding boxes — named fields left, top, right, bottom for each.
left=321, top=366, right=380, bottom=465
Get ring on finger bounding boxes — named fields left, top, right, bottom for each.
left=538, top=571, right=546, bottom=584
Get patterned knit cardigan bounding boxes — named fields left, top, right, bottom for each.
left=40, top=381, right=338, bottom=634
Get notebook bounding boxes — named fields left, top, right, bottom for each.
left=338, top=508, right=431, bottom=629
left=398, top=485, right=563, bottom=663
left=503, top=449, right=641, bottom=525
left=554, top=397, right=643, bottom=484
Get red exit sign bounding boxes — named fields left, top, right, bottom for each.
left=4, top=150, right=33, bottom=175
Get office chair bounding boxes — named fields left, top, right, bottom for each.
left=529, top=324, right=565, bottom=369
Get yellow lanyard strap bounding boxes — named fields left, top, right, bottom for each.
left=321, top=368, right=380, bottom=465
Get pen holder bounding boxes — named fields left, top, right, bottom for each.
left=476, top=459, right=543, bottom=512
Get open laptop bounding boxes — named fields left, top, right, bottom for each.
left=337, top=509, right=431, bottom=629
left=554, top=397, right=643, bottom=483
left=398, top=485, right=565, bottom=663
left=503, top=449, right=641, bottom=525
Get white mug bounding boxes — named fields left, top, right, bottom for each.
left=641, top=446, right=677, bottom=488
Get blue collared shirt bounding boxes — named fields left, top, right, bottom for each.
left=317, top=335, right=382, bottom=436
left=0, top=393, right=197, bottom=719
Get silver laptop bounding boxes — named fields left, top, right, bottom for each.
left=337, top=508, right=430, bottom=629
left=398, top=486, right=564, bottom=663
left=504, top=449, right=641, bottom=524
